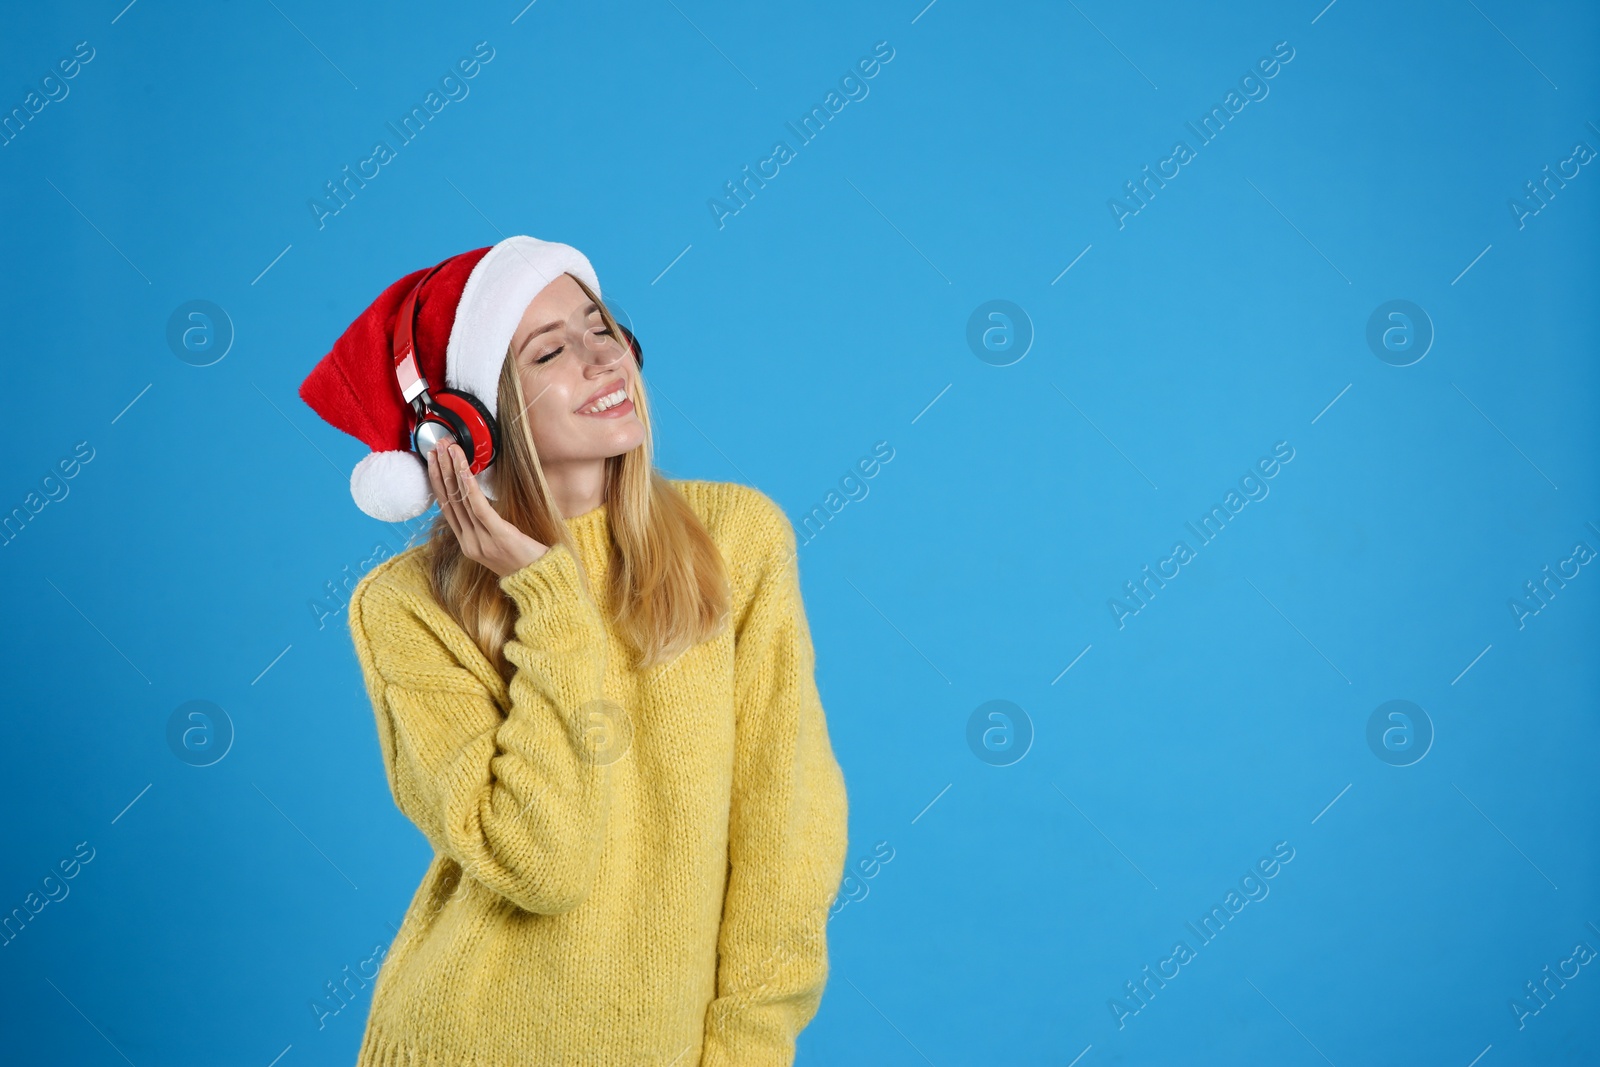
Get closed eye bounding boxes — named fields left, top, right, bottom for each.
left=535, top=327, right=614, bottom=365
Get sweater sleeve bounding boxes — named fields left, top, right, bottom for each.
left=348, top=544, right=615, bottom=916
left=701, top=495, right=850, bottom=1067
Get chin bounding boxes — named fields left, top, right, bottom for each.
left=598, top=422, right=646, bottom=454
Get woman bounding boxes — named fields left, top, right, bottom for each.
left=298, top=235, right=850, bottom=1066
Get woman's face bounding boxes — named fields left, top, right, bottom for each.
left=508, top=273, right=644, bottom=466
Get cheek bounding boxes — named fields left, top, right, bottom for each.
left=517, top=366, right=568, bottom=412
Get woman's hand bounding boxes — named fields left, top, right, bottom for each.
left=426, top=440, right=551, bottom=578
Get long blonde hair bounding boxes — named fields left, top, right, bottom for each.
left=422, top=273, right=730, bottom=676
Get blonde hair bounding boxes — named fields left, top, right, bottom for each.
left=423, top=272, right=730, bottom=676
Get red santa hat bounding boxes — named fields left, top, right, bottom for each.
left=299, top=235, right=603, bottom=522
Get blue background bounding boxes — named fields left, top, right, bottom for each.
left=2, top=1, right=1597, bottom=1064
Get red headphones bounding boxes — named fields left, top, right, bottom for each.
left=391, top=260, right=643, bottom=477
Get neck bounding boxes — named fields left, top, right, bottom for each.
left=542, top=460, right=608, bottom=519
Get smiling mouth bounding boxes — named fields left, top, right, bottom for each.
left=577, top=385, right=631, bottom=415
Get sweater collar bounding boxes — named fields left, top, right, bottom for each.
left=561, top=500, right=610, bottom=577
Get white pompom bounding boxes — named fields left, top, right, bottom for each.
left=350, top=449, right=432, bottom=523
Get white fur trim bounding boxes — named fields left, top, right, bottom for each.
left=351, top=449, right=431, bottom=523
left=350, top=448, right=499, bottom=524
left=445, top=236, right=602, bottom=423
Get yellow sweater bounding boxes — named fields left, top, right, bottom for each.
left=345, top=478, right=849, bottom=1066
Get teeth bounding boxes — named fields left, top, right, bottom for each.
left=580, top=388, right=627, bottom=414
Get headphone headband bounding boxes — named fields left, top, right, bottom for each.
left=392, top=260, right=449, bottom=413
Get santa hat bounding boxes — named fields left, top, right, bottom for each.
left=299, top=235, right=603, bottom=522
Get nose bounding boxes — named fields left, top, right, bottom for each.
left=576, top=334, right=629, bottom=369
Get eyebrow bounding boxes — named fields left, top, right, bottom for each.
left=516, top=301, right=600, bottom=357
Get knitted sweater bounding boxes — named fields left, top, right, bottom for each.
left=345, top=478, right=849, bottom=1067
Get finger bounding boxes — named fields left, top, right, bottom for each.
left=450, top=445, right=499, bottom=556
left=433, top=443, right=467, bottom=538
left=454, top=448, right=502, bottom=531
left=442, top=442, right=485, bottom=553
left=424, top=446, right=454, bottom=532
left=444, top=442, right=477, bottom=523
left=424, top=445, right=444, bottom=515
left=436, top=440, right=457, bottom=505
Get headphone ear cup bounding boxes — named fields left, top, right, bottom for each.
left=414, top=403, right=468, bottom=462
left=431, top=388, right=500, bottom=472
left=617, top=323, right=643, bottom=368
